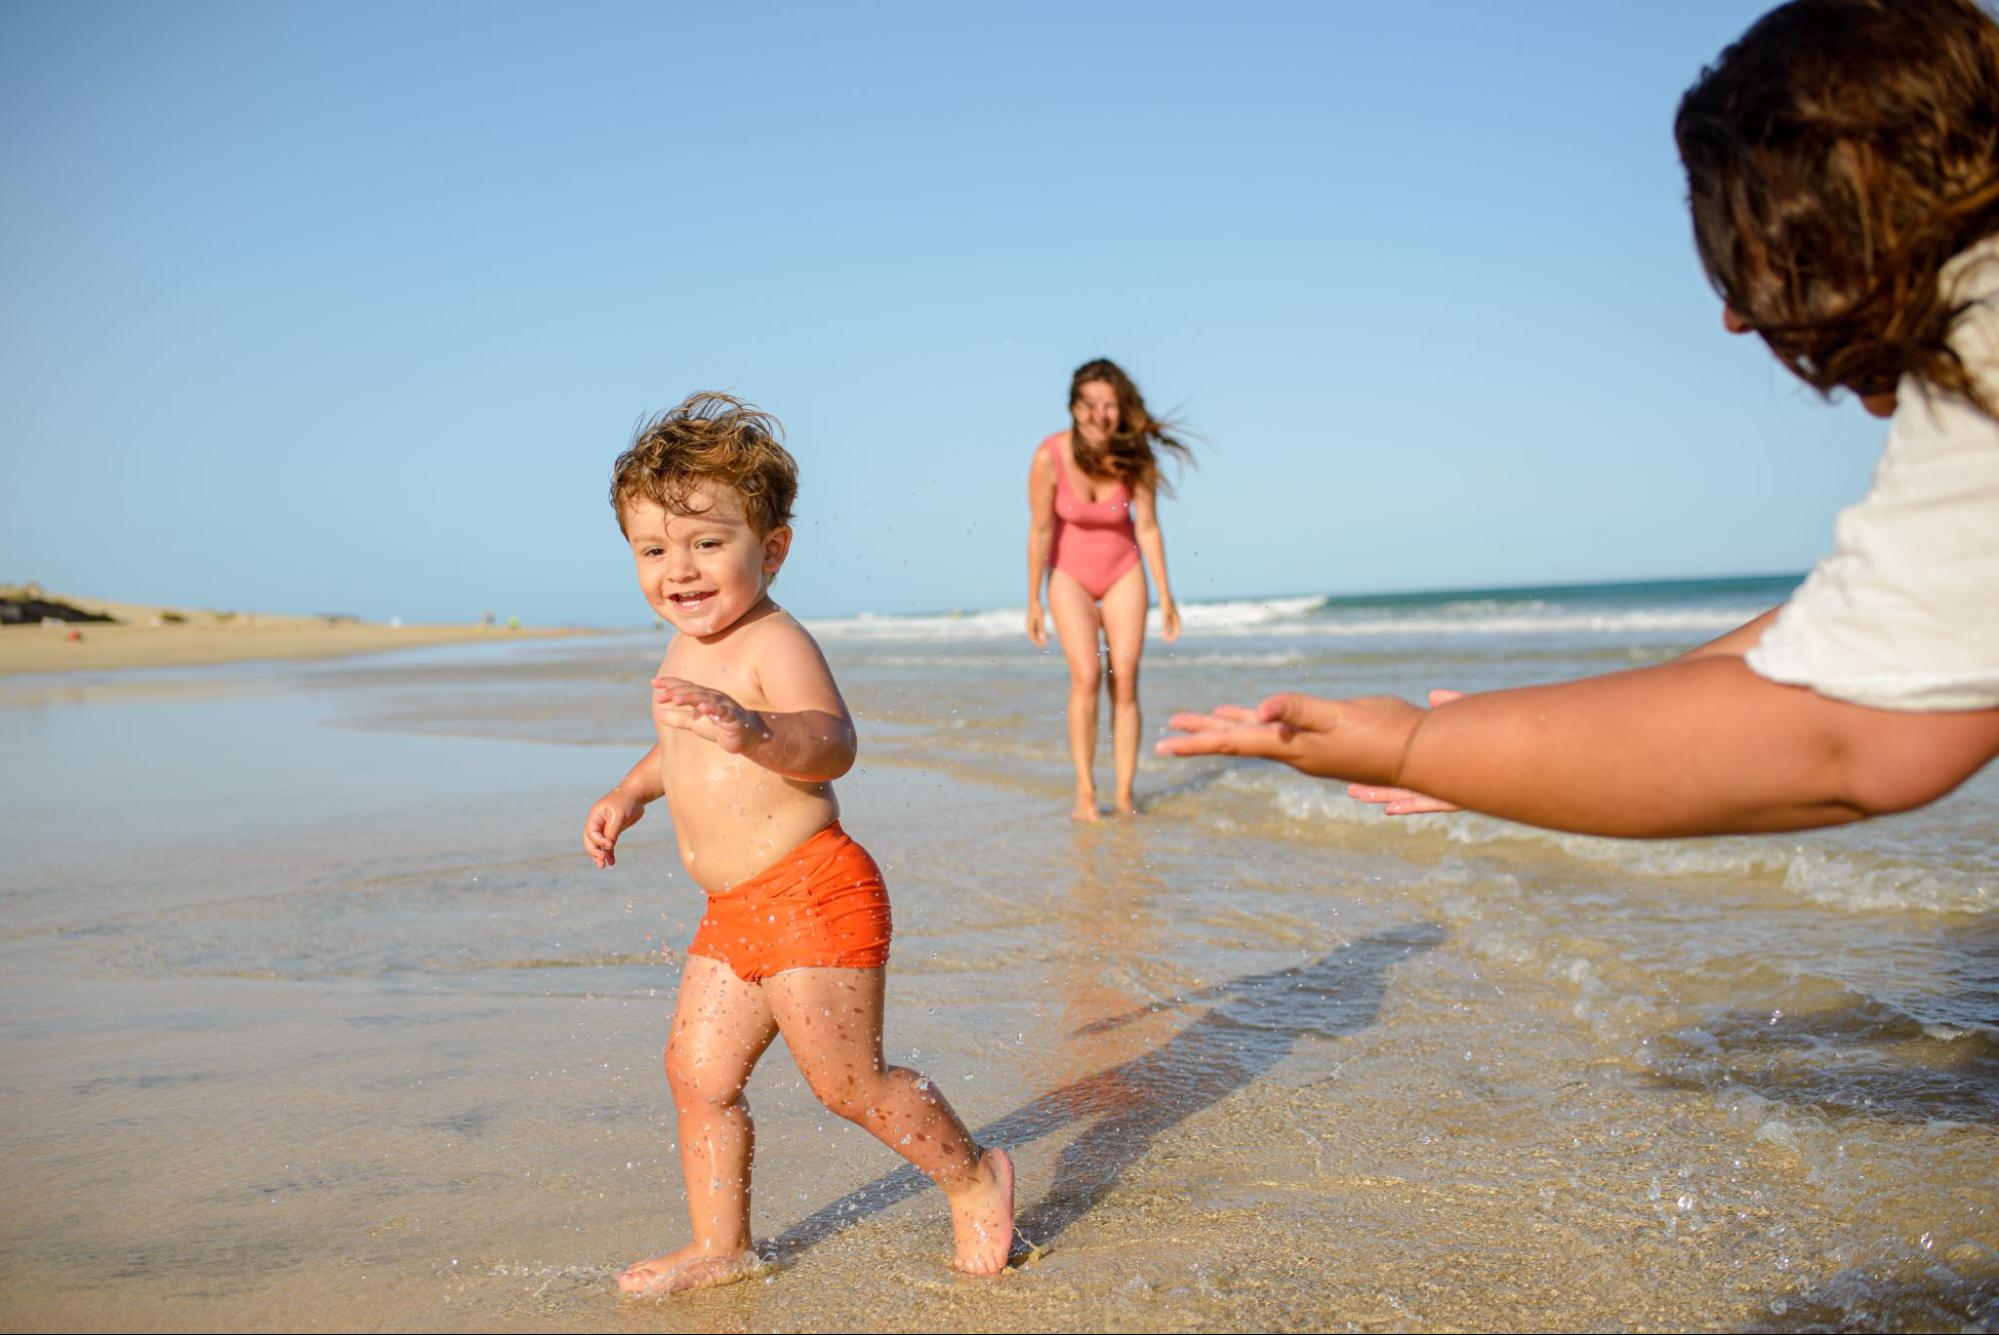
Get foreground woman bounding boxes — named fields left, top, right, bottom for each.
left=1161, top=0, right=1999, bottom=839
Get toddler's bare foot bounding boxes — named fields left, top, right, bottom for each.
left=616, top=1244, right=760, bottom=1297
left=1114, top=794, right=1140, bottom=817
left=1071, top=792, right=1101, bottom=823
left=946, top=1147, right=1015, bottom=1276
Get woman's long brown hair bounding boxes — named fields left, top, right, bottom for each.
left=1675, top=0, right=1999, bottom=416
left=1067, top=358, right=1194, bottom=495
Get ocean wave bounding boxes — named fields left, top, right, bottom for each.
left=861, top=649, right=1313, bottom=669
left=1217, top=767, right=1997, bottom=916
left=1253, top=607, right=1761, bottom=639
left=807, top=606, right=1026, bottom=641
left=1178, top=596, right=1331, bottom=630
left=807, top=596, right=1331, bottom=641
left=808, top=597, right=1765, bottom=643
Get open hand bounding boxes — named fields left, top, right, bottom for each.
left=1155, top=692, right=1424, bottom=785
left=583, top=789, right=647, bottom=868
left=1027, top=600, right=1048, bottom=649
left=1345, top=690, right=1465, bottom=814
left=652, top=677, right=770, bottom=755
left=1160, top=599, right=1182, bottom=642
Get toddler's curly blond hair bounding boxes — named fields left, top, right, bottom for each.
left=611, top=392, right=798, bottom=535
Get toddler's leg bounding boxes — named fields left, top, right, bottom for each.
left=764, top=966, right=1014, bottom=1275
left=618, top=954, right=779, bottom=1297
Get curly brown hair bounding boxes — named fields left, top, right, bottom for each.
left=611, top=392, right=799, bottom=536
left=1675, top=0, right=1999, bottom=416
left=1068, top=358, right=1195, bottom=496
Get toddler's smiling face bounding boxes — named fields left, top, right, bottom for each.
left=623, top=486, right=789, bottom=639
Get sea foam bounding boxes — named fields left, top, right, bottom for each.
left=1218, top=767, right=1997, bottom=917
left=807, top=595, right=1764, bottom=643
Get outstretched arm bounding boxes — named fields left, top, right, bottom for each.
left=1131, top=484, right=1180, bottom=641
left=652, top=620, right=857, bottom=783
left=1026, top=449, right=1056, bottom=648
left=1348, top=606, right=1788, bottom=815
left=1162, top=656, right=1999, bottom=837
left=652, top=678, right=855, bottom=782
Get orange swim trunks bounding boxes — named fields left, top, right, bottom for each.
left=687, top=822, right=893, bottom=982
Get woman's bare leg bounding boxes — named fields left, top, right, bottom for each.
left=764, top=966, right=1015, bottom=1275
left=1098, top=564, right=1149, bottom=815
left=1048, top=569, right=1106, bottom=821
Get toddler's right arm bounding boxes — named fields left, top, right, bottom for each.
left=583, top=744, right=662, bottom=869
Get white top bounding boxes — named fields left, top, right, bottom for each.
left=1746, top=236, right=1999, bottom=712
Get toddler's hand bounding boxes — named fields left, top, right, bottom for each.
left=1160, top=599, right=1182, bottom=642
left=1027, top=601, right=1047, bottom=649
left=652, top=676, right=770, bottom=755
left=583, top=789, right=647, bottom=869
left=1155, top=692, right=1424, bottom=785
left=1345, top=691, right=1466, bottom=814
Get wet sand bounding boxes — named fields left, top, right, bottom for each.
left=2, top=633, right=1994, bottom=1332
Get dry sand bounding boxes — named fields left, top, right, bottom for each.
left=0, top=588, right=579, bottom=676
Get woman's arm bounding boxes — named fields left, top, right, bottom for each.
left=1161, top=657, right=1999, bottom=837
left=1680, top=606, right=1781, bottom=660
left=1349, top=606, right=1788, bottom=815
left=1131, top=484, right=1180, bottom=640
left=1026, top=448, right=1057, bottom=647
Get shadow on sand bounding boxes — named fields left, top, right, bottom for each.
left=766, top=920, right=1444, bottom=1262
left=1746, top=1257, right=1999, bottom=1333
left=1649, top=915, right=1999, bottom=1125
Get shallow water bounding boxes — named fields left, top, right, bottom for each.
left=3, top=592, right=1996, bottom=1332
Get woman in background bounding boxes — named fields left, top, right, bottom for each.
left=1027, top=359, right=1191, bottom=821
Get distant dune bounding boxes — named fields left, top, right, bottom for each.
left=0, top=585, right=577, bottom=676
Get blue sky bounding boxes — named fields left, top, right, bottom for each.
left=1, top=1, right=1888, bottom=625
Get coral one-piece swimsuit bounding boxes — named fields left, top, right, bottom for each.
left=1044, top=433, right=1141, bottom=599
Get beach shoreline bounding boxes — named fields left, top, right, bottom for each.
left=4, top=597, right=1994, bottom=1331
left=0, top=588, right=585, bottom=676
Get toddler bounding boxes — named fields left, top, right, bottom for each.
left=583, top=393, right=1013, bottom=1294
